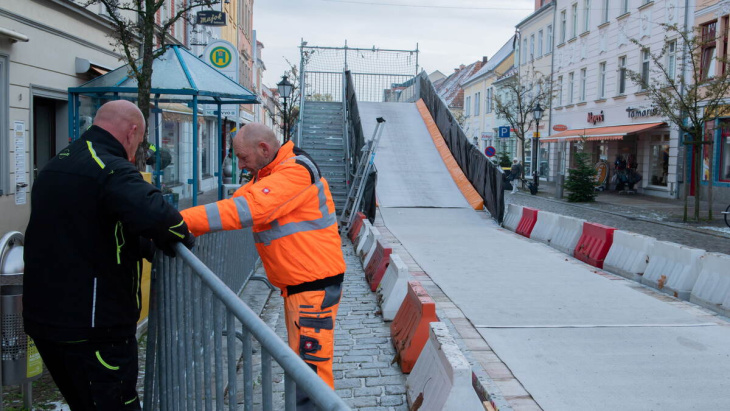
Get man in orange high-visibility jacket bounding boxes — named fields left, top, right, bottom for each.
left=180, top=123, right=346, bottom=410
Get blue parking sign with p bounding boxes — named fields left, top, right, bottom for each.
left=498, top=126, right=510, bottom=138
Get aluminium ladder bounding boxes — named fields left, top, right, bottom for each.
left=338, top=117, right=386, bottom=234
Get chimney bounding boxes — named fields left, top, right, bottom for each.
left=482, top=56, right=488, bottom=65
left=460, top=64, right=465, bottom=70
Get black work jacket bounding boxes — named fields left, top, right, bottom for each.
left=23, top=126, right=184, bottom=341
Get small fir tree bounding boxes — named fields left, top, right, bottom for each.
left=498, top=150, right=511, bottom=168
left=564, top=152, right=597, bottom=202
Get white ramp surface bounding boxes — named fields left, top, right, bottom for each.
left=358, top=102, right=470, bottom=208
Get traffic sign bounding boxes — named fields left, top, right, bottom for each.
left=498, top=126, right=510, bottom=138
left=485, top=146, right=496, bottom=157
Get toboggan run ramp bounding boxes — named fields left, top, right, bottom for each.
left=358, top=101, right=730, bottom=411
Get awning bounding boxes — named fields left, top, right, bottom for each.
left=541, top=122, right=666, bottom=143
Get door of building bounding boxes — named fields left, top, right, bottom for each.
left=32, top=97, right=57, bottom=179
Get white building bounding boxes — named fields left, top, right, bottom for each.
left=547, top=0, right=693, bottom=198
left=0, top=0, right=128, bottom=234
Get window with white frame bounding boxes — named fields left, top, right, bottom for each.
left=620, top=0, right=629, bottom=14
left=557, top=75, right=563, bottom=105
left=547, top=25, right=554, bottom=52
left=584, top=0, right=591, bottom=32
left=571, top=3, right=578, bottom=38
left=530, top=34, right=535, bottom=61
left=667, top=40, right=676, bottom=81
left=568, top=72, right=575, bottom=103
left=580, top=68, right=587, bottom=101
left=641, top=48, right=650, bottom=89
left=538, top=30, right=544, bottom=57
left=486, top=88, right=493, bottom=113
left=474, top=92, right=481, bottom=116
left=598, top=62, right=607, bottom=98
left=522, top=38, right=528, bottom=63
left=465, top=96, right=471, bottom=116
left=618, top=55, right=627, bottom=94
left=603, top=0, right=610, bottom=22
left=560, top=11, right=567, bottom=43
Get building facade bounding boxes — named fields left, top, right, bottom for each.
left=0, top=0, right=127, bottom=234
left=515, top=0, right=555, bottom=178
left=695, top=0, right=730, bottom=203
left=461, top=39, right=516, bottom=160
left=546, top=0, right=692, bottom=198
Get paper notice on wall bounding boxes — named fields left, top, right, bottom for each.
left=14, top=121, right=27, bottom=205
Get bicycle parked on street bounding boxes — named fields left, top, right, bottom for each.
left=724, top=203, right=730, bottom=228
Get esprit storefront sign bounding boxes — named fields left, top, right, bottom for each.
left=587, top=111, right=604, bottom=125
left=627, top=106, right=659, bottom=118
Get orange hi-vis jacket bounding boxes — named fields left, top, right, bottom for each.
left=180, top=141, right=346, bottom=292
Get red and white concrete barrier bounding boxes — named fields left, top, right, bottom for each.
left=503, top=204, right=524, bottom=232
left=391, top=281, right=439, bottom=373
left=355, top=220, right=373, bottom=257
left=690, top=253, right=730, bottom=315
left=603, top=230, right=655, bottom=282
left=530, top=210, right=559, bottom=245
left=406, top=322, right=483, bottom=411
left=549, top=215, right=586, bottom=255
left=376, top=253, right=409, bottom=321
left=641, top=241, right=705, bottom=301
left=361, top=226, right=382, bottom=266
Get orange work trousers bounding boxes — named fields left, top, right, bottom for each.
left=284, top=282, right=342, bottom=396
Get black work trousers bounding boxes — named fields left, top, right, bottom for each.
left=33, top=337, right=141, bottom=411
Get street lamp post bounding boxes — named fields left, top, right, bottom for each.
left=277, top=75, right=293, bottom=141
left=531, top=102, right=544, bottom=195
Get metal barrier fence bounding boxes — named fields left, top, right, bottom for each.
left=143, top=230, right=351, bottom=411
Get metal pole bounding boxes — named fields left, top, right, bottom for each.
left=533, top=120, right=540, bottom=193
left=217, top=104, right=223, bottom=200
left=282, top=99, right=288, bottom=142
left=154, top=97, right=162, bottom=188
left=192, top=95, right=199, bottom=206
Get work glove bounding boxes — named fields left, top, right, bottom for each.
left=157, top=220, right=195, bottom=257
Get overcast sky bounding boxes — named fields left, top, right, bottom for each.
left=254, top=0, right=535, bottom=88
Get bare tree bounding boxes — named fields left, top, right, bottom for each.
left=85, top=0, right=220, bottom=168
left=626, top=23, right=730, bottom=221
left=494, top=65, right=553, bottom=182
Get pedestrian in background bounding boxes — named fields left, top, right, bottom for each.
left=23, top=100, right=194, bottom=410
left=181, top=123, right=346, bottom=411
left=510, top=158, right=522, bottom=194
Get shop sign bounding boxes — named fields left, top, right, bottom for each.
left=481, top=132, right=493, bottom=139
left=627, top=106, right=659, bottom=118
left=587, top=111, right=605, bottom=125
left=196, top=11, right=227, bottom=26
left=553, top=124, right=568, bottom=132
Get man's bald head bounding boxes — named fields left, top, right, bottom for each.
left=93, top=100, right=145, bottom=162
left=232, top=123, right=281, bottom=173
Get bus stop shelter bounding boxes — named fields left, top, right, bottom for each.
left=68, top=45, right=259, bottom=205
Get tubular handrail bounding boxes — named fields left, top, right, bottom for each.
left=172, top=242, right=350, bottom=411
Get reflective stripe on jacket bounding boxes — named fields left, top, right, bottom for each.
left=181, top=141, right=346, bottom=291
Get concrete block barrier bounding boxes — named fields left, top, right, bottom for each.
left=516, top=207, right=539, bottom=238
left=391, top=281, right=439, bottom=373
left=364, top=240, right=392, bottom=292
left=347, top=212, right=366, bottom=243
left=361, top=226, right=381, bottom=267
left=641, top=241, right=705, bottom=300
left=406, top=322, right=483, bottom=411
left=574, top=222, right=616, bottom=269
left=354, top=220, right=372, bottom=257
left=691, top=253, right=730, bottom=315
left=550, top=215, right=586, bottom=255
left=376, top=253, right=409, bottom=321
left=530, top=210, right=559, bottom=244
left=603, top=231, right=656, bottom=282
left=503, top=204, right=524, bottom=232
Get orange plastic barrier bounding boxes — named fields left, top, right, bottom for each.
left=347, top=212, right=366, bottom=243
left=391, top=281, right=439, bottom=373
left=574, top=222, right=616, bottom=269
left=415, top=99, right=484, bottom=211
left=364, top=239, right=392, bottom=292
left=516, top=207, right=539, bottom=238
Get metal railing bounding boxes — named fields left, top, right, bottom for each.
left=143, top=229, right=350, bottom=411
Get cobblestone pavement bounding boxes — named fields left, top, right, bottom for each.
left=506, top=189, right=729, bottom=254
left=256, top=234, right=408, bottom=411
